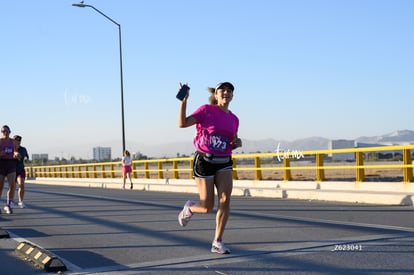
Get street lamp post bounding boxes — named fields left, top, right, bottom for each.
left=72, top=2, right=126, bottom=154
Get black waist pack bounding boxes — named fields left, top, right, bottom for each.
left=200, top=152, right=231, bottom=164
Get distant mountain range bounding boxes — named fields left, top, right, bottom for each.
left=133, top=129, right=414, bottom=158
left=355, top=130, right=414, bottom=144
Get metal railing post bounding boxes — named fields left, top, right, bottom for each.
left=110, top=164, right=115, bottom=178
left=144, top=162, right=150, bottom=179
left=316, top=153, right=325, bottom=181
left=283, top=158, right=292, bottom=181
left=158, top=161, right=164, bottom=179
left=101, top=164, right=106, bottom=178
left=254, top=157, right=262, bottom=180
left=356, top=151, right=365, bottom=182
left=173, top=160, right=179, bottom=179
left=403, top=149, right=413, bottom=182
left=132, top=162, right=137, bottom=178
left=189, top=159, right=194, bottom=179
left=232, top=157, right=238, bottom=180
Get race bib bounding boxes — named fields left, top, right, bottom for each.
left=4, top=146, right=13, bottom=154
left=207, top=135, right=229, bottom=152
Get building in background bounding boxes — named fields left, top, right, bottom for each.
left=32, top=153, right=49, bottom=161
left=93, top=147, right=112, bottom=161
left=329, top=140, right=355, bottom=161
left=356, top=142, right=406, bottom=160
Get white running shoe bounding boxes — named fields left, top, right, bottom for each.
left=18, top=202, right=26, bottom=209
left=178, top=200, right=195, bottom=227
left=3, top=205, right=13, bottom=214
left=211, top=240, right=231, bottom=254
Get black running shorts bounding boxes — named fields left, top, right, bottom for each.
left=193, top=151, right=233, bottom=178
left=0, top=159, right=17, bottom=176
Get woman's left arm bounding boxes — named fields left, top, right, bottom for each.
left=231, top=135, right=242, bottom=150
left=13, top=140, right=21, bottom=159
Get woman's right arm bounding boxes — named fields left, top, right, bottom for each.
left=178, top=91, right=197, bottom=128
left=0, top=140, right=4, bottom=157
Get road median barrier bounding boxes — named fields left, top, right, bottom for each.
left=15, top=241, right=67, bottom=272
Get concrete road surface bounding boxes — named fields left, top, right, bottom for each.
left=1, top=183, right=414, bottom=274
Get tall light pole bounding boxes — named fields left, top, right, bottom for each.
left=72, top=2, right=126, bottom=154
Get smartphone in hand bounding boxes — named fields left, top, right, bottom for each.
left=176, top=84, right=190, bottom=101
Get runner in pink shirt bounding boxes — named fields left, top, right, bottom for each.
left=122, top=150, right=133, bottom=190
left=177, top=82, right=242, bottom=254
left=0, top=125, right=20, bottom=215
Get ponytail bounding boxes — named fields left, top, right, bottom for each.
left=208, top=87, right=217, bottom=105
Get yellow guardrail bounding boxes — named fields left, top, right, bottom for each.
left=26, top=145, right=414, bottom=182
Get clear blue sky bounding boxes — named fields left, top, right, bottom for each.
left=2, top=0, right=413, bottom=159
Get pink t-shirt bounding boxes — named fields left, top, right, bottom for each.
left=0, top=139, right=14, bottom=159
left=191, top=104, right=239, bottom=156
